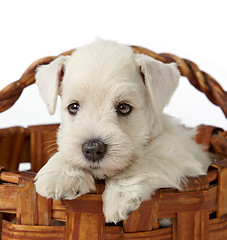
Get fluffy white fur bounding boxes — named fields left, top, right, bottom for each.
left=35, top=39, right=211, bottom=224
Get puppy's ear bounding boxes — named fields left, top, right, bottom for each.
left=35, top=55, right=69, bottom=115
left=135, top=54, right=180, bottom=114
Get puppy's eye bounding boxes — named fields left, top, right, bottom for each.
left=116, top=103, right=132, bottom=116
left=68, top=102, right=80, bottom=115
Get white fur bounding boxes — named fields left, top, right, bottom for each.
left=35, top=39, right=211, bottom=224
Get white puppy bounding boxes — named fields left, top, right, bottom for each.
left=35, top=39, right=210, bottom=224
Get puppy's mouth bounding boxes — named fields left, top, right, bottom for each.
left=89, top=165, right=101, bottom=170
left=79, top=139, right=136, bottom=179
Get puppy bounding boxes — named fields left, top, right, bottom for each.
left=35, top=39, right=211, bottom=224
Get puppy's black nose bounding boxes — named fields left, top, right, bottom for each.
left=82, top=140, right=107, bottom=162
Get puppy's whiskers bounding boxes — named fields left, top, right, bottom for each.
left=46, top=147, right=58, bottom=154
left=43, top=143, right=58, bottom=154
left=41, top=140, right=56, bottom=146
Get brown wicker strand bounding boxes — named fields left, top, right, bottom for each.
left=0, top=46, right=226, bottom=117
left=0, top=73, right=33, bottom=112
left=159, top=53, right=227, bottom=117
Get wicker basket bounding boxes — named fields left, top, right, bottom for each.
left=0, top=46, right=226, bottom=240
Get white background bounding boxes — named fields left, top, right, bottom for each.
left=0, top=0, right=226, bottom=129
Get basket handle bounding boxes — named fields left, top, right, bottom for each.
left=0, top=47, right=226, bottom=117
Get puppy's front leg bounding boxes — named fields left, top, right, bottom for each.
left=103, top=176, right=153, bottom=223
left=35, top=152, right=95, bottom=200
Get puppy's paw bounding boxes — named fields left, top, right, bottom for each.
left=35, top=171, right=94, bottom=200
left=35, top=153, right=95, bottom=200
left=102, top=188, right=142, bottom=223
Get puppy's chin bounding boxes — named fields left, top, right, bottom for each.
left=89, top=167, right=123, bottom=179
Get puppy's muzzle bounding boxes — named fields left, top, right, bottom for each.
left=82, top=140, right=107, bottom=162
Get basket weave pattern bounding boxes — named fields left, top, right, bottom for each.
left=0, top=46, right=227, bottom=239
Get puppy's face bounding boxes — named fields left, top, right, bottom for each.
left=36, top=40, right=180, bottom=178
left=58, top=49, right=151, bottom=178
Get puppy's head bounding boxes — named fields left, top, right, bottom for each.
left=36, top=39, right=180, bottom=178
